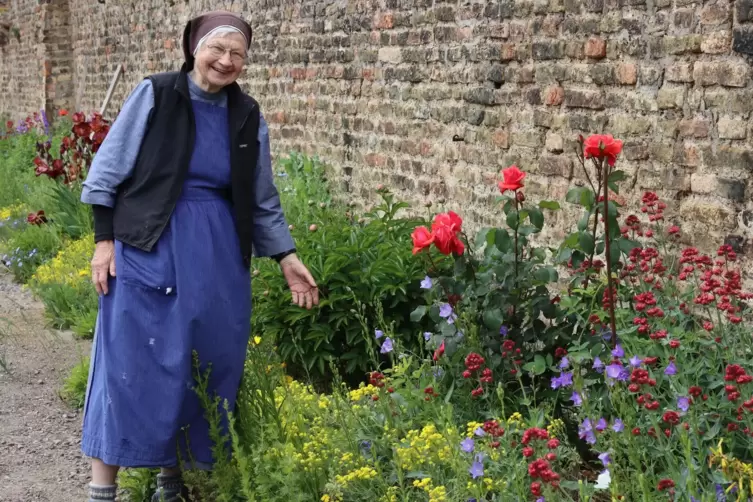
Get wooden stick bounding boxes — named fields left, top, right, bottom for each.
left=99, top=64, right=124, bottom=117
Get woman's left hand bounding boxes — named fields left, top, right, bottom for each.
left=280, top=254, right=319, bottom=309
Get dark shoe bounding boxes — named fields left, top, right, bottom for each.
left=150, top=474, right=190, bottom=502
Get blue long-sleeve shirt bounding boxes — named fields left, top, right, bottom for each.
left=81, top=77, right=295, bottom=258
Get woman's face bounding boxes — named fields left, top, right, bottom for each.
left=194, top=32, right=247, bottom=91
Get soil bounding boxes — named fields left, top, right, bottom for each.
left=0, top=269, right=92, bottom=502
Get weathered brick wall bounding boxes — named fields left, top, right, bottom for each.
left=0, top=0, right=45, bottom=119
left=3, top=0, right=753, bottom=278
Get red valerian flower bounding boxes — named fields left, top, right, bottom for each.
left=498, top=165, right=526, bottom=193
left=583, top=134, right=623, bottom=166
left=433, top=340, right=445, bottom=361
left=58, top=109, right=69, bottom=116
left=657, top=479, right=675, bottom=491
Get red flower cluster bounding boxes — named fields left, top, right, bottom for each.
left=662, top=411, right=680, bottom=426
left=724, top=365, right=752, bottom=403
left=33, top=111, right=110, bottom=184
left=640, top=192, right=666, bottom=222
left=657, top=479, right=675, bottom=492
left=411, top=211, right=465, bottom=256
left=26, top=210, right=47, bottom=226
left=464, top=353, right=494, bottom=392
left=482, top=420, right=505, bottom=437
left=521, top=427, right=549, bottom=445
left=369, top=371, right=385, bottom=388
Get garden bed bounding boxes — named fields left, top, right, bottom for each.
left=1, top=113, right=752, bottom=501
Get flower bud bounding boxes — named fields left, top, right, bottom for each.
left=376, top=183, right=385, bottom=191
left=309, top=224, right=318, bottom=232
left=308, top=199, right=314, bottom=206
left=288, top=224, right=294, bottom=231
left=319, top=202, right=326, bottom=208
left=516, top=191, right=526, bottom=202
left=252, top=269, right=260, bottom=277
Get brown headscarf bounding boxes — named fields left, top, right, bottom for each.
left=182, top=11, right=252, bottom=70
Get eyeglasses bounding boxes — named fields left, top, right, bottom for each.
left=205, top=44, right=247, bottom=64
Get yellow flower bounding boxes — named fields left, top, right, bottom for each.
left=507, top=412, right=523, bottom=424
left=253, top=336, right=262, bottom=345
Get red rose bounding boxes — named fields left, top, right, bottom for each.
left=432, top=211, right=463, bottom=233
left=584, top=134, right=623, bottom=166
left=411, top=226, right=434, bottom=255
left=498, top=165, right=526, bottom=193
left=431, top=219, right=464, bottom=256
left=58, top=109, right=69, bottom=117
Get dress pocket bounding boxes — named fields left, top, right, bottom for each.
left=116, top=239, right=177, bottom=294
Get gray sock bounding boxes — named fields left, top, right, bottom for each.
left=88, top=483, right=116, bottom=501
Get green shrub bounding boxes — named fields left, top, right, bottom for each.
left=252, top=185, right=431, bottom=389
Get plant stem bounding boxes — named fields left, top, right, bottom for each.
left=602, top=159, right=618, bottom=348
left=513, top=196, right=520, bottom=318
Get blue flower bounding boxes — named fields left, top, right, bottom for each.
left=579, top=418, right=597, bottom=445
left=611, top=344, right=624, bottom=358
left=570, top=391, right=582, bottom=406
left=595, top=418, right=608, bottom=431
left=598, top=452, right=611, bottom=467
left=664, top=361, right=678, bottom=376
left=593, top=357, right=604, bottom=373
left=423, top=332, right=432, bottom=341
left=460, top=438, right=475, bottom=453
left=420, top=276, right=433, bottom=289
left=559, top=356, right=569, bottom=369
left=469, top=454, right=484, bottom=479
left=439, top=303, right=453, bottom=318
left=629, top=355, right=642, bottom=367
left=499, top=325, right=508, bottom=336
left=380, top=337, right=393, bottom=354
left=606, top=364, right=629, bottom=381
left=678, top=396, right=690, bottom=412
left=473, top=427, right=485, bottom=437
left=551, top=372, right=573, bottom=389
left=375, top=329, right=384, bottom=339
left=612, top=419, right=624, bottom=433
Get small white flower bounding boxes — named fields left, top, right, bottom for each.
left=594, top=469, right=611, bottom=490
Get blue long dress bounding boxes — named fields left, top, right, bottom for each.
left=80, top=77, right=294, bottom=468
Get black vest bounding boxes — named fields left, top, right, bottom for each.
left=112, top=66, right=261, bottom=267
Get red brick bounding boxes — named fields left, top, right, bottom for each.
left=373, top=12, right=394, bottom=29
left=616, top=63, right=637, bottom=85
left=585, top=37, right=607, bottom=59
left=544, top=86, right=565, bottom=106
left=491, top=129, right=510, bottom=148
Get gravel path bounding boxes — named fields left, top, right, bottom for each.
left=0, top=270, right=91, bottom=502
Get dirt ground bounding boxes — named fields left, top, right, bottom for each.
left=0, top=269, right=92, bottom=502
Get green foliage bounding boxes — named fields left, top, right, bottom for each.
left=117, top=468, right=159, bottom=502
left=0, top=223, right=63, bottom=283
left=252, top=159, right=429, bottom=388
left=60, top=356, right=89, bottom=408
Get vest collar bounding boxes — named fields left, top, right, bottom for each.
left=174, top=64, right=256, bottom=132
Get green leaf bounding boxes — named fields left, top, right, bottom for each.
left=566, top=187, right=595, bottom=210
left=539, top=200, right=561, bottom=211
left=506, top=210, right=519, bottom=230
left=483, top=308, right=505, bottom=331
left=618, top=238, right=641, bottom=254
left=579, top=232, right=595, bottom=255
left=609, top=243, right=621, bottom=265
left=410, top=305, right=427, bottom=322
left=528, top=207, right=544, bottom=230
left=609, top=170, right=628, bottom=183
left=475, top=227, right=491, bottom=250
left=533, top=266, right=558, bottom=283
left=494, top=228, right=512, bottom=253
left=532, top=355, right=546, bottom=375
left=577, top=211, right=590, bottom=232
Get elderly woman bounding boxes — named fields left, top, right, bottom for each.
left=79, top=11, right=318, bottom=502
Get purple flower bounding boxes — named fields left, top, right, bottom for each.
left=439, top=303, right=453, bottom=318
left=629, top=355, right=642, bottom=367
left=536, top=498, right=545, bottom=502
left=596, top=418, right=608, bottom=431
left=420, top=276, right=433, bottom=289
left=474, top=427, right=486, bottom=437
left=469, top=454, right=484, bottom=479
left=460, top=438, right=475, bottom=453
left=612, top=419, right=624, bottom=433
left=678, top=396, right=690, bottom=412
left=664, top=361, right=677, bottom=376
left=593, top=357, right=604, bottom=373
left=570, top=391, right=582, bottom=406
left=424, top=332, right=432, bottom=341
left=559, top=357, right=569, bottom=369
left=598, top=452, right=611, bottom=467
left=551, top=372, right=574, bottom=389
left=579, top=418, right=597, bottom=445
left=375, top=329, right=384, bottom=339
left=606, top=364, right=629, bottom=381
left=500, top=325, right=508, bottom=336
left=380, top=337, right=393, bottom=354
left=611, top=344, right=624, bottom=358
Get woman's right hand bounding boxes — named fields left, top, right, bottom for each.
left=91, top=240, right=116, bottom=295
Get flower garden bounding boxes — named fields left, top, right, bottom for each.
left=1, top=111, right=753, bottom=502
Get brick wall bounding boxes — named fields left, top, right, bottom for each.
left=2, top=0, right=753, bottom=277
